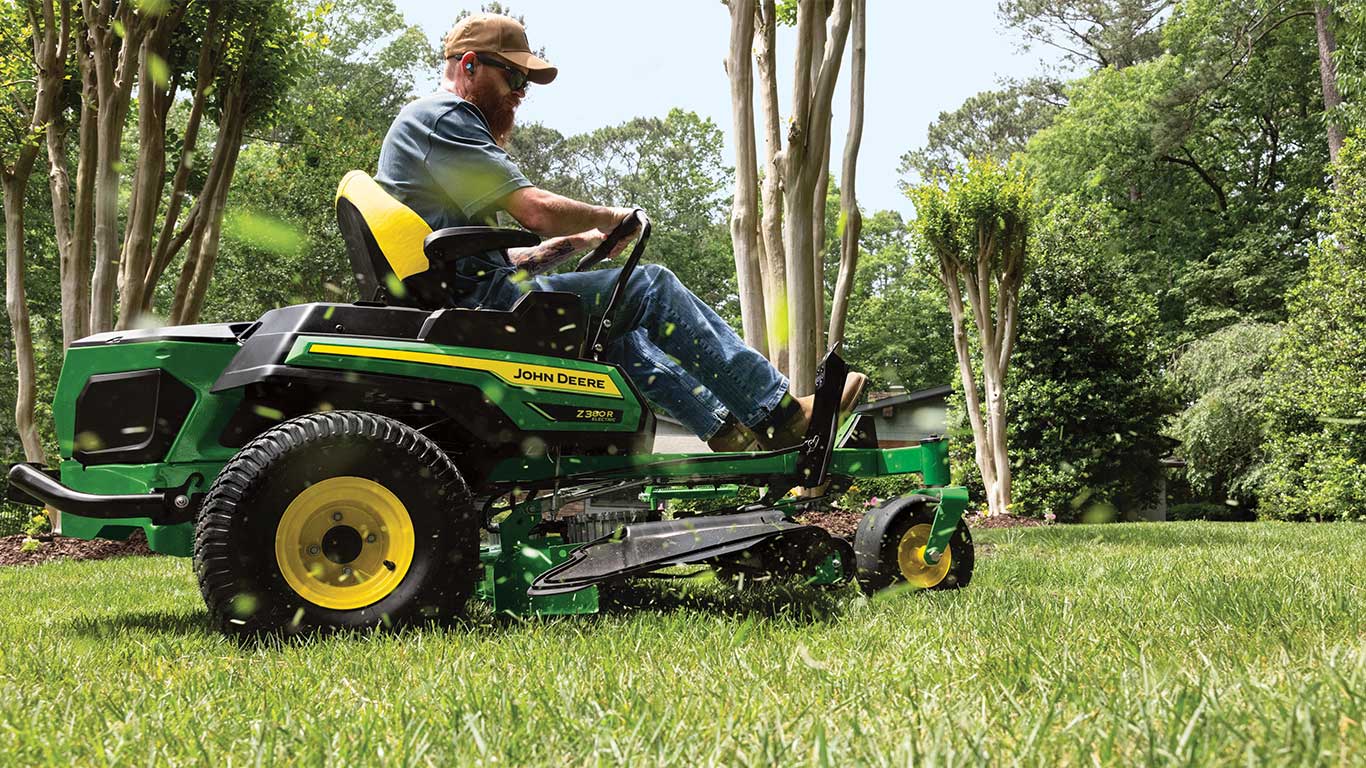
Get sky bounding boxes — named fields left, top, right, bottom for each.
left=392, top=0, right=1060, bottom=217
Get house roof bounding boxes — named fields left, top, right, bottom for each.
left=855, top=384, right=952, bottom=412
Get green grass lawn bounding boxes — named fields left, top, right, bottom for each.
left=0, top=522, right=1363, bottom=766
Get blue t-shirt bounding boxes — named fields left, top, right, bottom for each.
left=375, top=91, right=533, bottom=306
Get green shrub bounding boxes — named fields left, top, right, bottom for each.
left=1164, top=323, right=1281, bottom=507
left=1260, top=134, right=1366, bottom=521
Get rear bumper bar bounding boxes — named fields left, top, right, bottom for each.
left=5, top=463, right=195, bottom=525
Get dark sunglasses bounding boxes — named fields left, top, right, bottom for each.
left=476, top=54, right=529, bottom=91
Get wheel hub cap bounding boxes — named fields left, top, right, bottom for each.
left=274, top=476, right=415, bottom=609
left=896, top=523, right=952, bottom=588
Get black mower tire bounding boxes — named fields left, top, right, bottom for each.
left=854, top=497, right=973, bottom=594
left=193, top=411, right=478, bottom=635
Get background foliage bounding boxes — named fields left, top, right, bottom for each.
left=1259, top=132, right=1366, bottom=521
left=2, top=0, right=1362, bottom=527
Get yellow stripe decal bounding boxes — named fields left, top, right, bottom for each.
left=307, top=343, right=622, bottom=398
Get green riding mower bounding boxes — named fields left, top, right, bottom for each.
left=5, top=172, right=974, bottom=634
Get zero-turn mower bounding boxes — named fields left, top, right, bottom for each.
left=5, top=172, right=973, bottom=634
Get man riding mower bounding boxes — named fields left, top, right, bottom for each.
left=4, top=14, right=974, bottom=635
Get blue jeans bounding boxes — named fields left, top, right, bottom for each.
left=608, top=330, right=728, bottom=439
left=484, top=263, right=789, bottom=439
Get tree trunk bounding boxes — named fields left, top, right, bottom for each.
left=808, top=7, right=830, bottom=357
left=3, top=174, right=46, bottom=464
left=780, top=0, right=853, bottom=395
left=116, top=26, right=177, bottom=328
left=170, top=87, right=247, bottom=325
left=143, top=4, right=223, bottom=311
left=755, top=0, right=789, bottom=372
left=46, top=114, right=79, bottom=347
left=68, top=27, right=98, bottom=343
left=811, top=147, right=829, bottom=356
left=783, top=180, right=819, bottom=395
left=941, top=267, right=998, bottom=515
left=86, top=2, right=147, bottom=333
left=4, top=0, right=69, bottom=462
left=725, top=0, right=769, bottom=356
left=1314, top=1, right=1345, bottom=176
left=827, top=0, right=865, bottom=351
left=36, top=0, right=85, bottom=348
left=177, top=127, right=243, bottom=325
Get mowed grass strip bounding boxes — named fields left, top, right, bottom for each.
left=0, top=522, right=1363, bottom=766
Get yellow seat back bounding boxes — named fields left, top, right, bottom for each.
left=335, top=171, right=432, bottom=285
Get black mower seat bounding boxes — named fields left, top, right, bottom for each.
left=334, top=171, right=589, bottom=358
left=335, top=170, right=539, bottom=309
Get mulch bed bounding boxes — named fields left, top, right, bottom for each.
left=0, top=531, right=156, bottom=567
left=796, top=508, right=865, bottom=538
left=797, top=508, right=1048, bottom=538
left=963, top=512, right=1048, bottom=529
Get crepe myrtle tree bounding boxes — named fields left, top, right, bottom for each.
left=2, top=0, right=311, bottom=460
left=1, top=0, right=65, bottom=463
left=910, top=158, right=1032, bottom=517
left=724, top=0, right=860, bottom=394
left=8, top=0, right=314, bottom=340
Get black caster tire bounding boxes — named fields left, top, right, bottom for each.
left=854, top=497, right=973, bottom=594
left=193, top=411, right=478, bottom=634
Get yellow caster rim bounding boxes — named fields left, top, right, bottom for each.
left=274, top=476, right=415, bottom=610
left=896, top=523, right=952, bottom=588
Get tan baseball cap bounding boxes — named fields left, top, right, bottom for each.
left=443, top=14, right=558, bottom=85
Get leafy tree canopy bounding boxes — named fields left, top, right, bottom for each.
left=998, top=0, right=1174, bottom=69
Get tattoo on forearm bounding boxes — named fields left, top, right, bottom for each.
left=513, top=238, right=579, bottom=274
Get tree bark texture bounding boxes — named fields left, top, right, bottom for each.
left=35, top=0, right=88, bottom=348
left=3, top=0, right=71, bottom=462
left=808, top=6, right=830, bottom=357
left=779, top=0, right=852, bottom=395
left=142, top=2, right=223, bottom=313
left=755, top=0, right=789, bottom=373
left=1314, top=2, right=1345, bottom=174
left=827, top=0, right=865, bottom=351
left=3, top=179, right=46, bottom=463
left=725, top=0, right=769, bottom=356
left=85, top=0, right=148, bottom=334
left=934, top=211, right=1026, bottom=516
left=170, top=85, right=248, bottom=325
left=115, top=7, right=185, bottom=328
left=68, top=27, right=99, bottom=344
left=940, top=267, right=998, bottom=514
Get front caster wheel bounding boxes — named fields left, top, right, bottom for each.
left=854, top=496, right=973, bottom=594
left=193, top=411, right=479, bottom=634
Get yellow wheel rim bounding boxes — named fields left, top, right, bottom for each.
left=896, top=523, right=952, bottom=588
left=274, top=476, right=415, bottom=610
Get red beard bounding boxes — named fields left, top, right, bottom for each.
left=467, top=78, right=518, bottom=146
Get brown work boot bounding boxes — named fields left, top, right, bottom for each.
left=753, top=372, right=869, bottom=451
left=707, top=419, right=756, bottom=452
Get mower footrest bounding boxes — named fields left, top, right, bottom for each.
left=527, top=510, right=811, bottom=596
